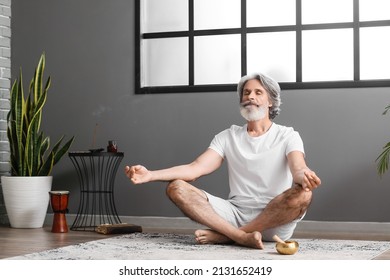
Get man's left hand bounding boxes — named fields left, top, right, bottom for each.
left=302, top=170, right=321, bottom=192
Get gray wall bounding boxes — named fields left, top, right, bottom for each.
left=10, top=0, right=390, bottom=222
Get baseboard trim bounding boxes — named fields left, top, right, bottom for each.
left=45, top=214, right=390, bottom=236
left=295, top=220, right=390, bottom=235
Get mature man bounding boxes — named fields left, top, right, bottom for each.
left=125, top=72, right=321, bottom=249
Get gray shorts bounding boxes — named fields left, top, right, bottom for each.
left=203, top=191, right=303, bottom=242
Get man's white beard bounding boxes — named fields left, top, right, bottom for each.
left=240, top=101, right=268, bottom=121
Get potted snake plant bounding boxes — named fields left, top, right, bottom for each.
left=1, top=53, right=74, bottom=228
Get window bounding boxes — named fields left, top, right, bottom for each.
left=136, top=0, right=390, bottom=94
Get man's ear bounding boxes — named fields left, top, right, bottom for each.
left=267, top=96, right=273, bottom=107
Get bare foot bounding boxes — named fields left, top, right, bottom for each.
left=194, top=229, right=264, bottom=249
left=238, top=231, right=264, bottom=249
left=194, top=229, right=232, bottom=244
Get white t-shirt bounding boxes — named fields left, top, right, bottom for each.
left=209, top=123, right=304, bottom=207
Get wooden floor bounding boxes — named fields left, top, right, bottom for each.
left=1, top=225, right=390, bottom=259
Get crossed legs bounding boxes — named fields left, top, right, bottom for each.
left=166, top=179, right=312, bottom=249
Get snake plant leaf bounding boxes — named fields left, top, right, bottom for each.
left=25, top=110, right=41, bottom=176
left=44, top=75, right=51, bottom=92
left=39, top=137, right=50, bottom=175
left=34, top=53, right=45, bottom=103
left=32, top=132, right=44, bottom=175
left=376, top=141, right=390, bottom=177
left=39, top=134, right=50, bottom=160
left=38, top=152, right=55, bottom=177
left=53, top=136, right=75, bottom=166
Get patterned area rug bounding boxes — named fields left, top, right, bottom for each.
left=7, top=233, right=390, bottom=260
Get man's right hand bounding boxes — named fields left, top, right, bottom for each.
left=125, top=165, right=152, bottom=184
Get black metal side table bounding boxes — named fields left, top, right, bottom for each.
left=68, top=151, right=124, bottom=231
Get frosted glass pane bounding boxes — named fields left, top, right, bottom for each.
left=141, top=0, right=188, bottom=32
left=360, top=0, right=390, bottom=21
left=247, top=32, right=296, bottom=82
left=360, top=27, right=390, bottom=80
left=247, top=0, right=295, bottom=27
left=194, top=35, right=241, bottom=85
left=142, top=38, right=188, bottom=87
left=302, top=29, right=353, bottom=82
left=194, top=0, right=240, bottom=30
left=302, top=0, right=353, bottom=24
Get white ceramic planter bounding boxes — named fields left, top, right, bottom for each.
left=1, top=176, right=52, bottom=228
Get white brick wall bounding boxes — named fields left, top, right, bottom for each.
left=0, top=0, right=11, bottom=224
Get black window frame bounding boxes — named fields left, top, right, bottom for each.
left=135, top=0, right=390, bottom=94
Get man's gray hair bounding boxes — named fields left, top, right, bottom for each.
left=237, top=73, right=281, bottom=119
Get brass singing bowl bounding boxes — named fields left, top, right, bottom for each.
left=275, top=240, right=299, bottom=255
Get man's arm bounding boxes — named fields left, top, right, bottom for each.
left=287, top=151, right=321, bottom=191
left=125, top=148, right=224, bottom=184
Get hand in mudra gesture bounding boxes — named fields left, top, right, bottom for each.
left=125, top=165, right=152, bottom=184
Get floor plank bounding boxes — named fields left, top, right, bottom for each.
left=0, top=225, right=111, bottom=259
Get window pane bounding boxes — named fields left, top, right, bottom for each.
left=141, top=0, right=188, bottom=33
left=194, top=0, right=240, bottom=30
left=247, top=0, right=295, bottom=27
left=302, top=0, right=353, bottom=24
left=194, top=35, right=241, bottom=85
left=247, top=32, right=296, bottom=82
left=142, top=38, right=188, bottom=87
left=302, top=29, right=353, bottom=82
left=360, top=26, right=390, bottom=80
left=360, top=0, right=390, bottom=21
